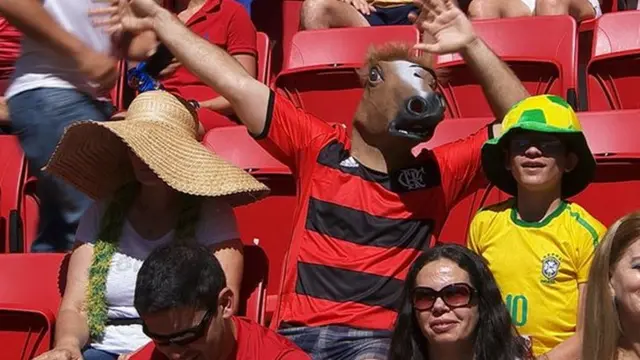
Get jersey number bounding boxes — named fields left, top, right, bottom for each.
left=505, top=294, right=528, bottom=326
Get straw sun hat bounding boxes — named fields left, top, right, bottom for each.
left=44, top=90, right=269, bottom=206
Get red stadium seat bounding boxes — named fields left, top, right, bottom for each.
left=586, top=11, right=640, bottom=111
left=203, top=126, right=295, bottom=321
left=418, top=110, right=640, bottom=243
left=0, top=135, right=39, bottom=253
left=239, top=245, right=269, bottom=325
left=202, top=126, right=291, bottom=178
left=274, top=26, right=420, bottom=130
left=436, top=16, right=578, bottom=117
left=570, top=109, right=640, bottom=225
left=257, top=32, right=272, bottom=84
left=127, top=244, right=270, bottom=360
left=0, top=253, right=68, bottom=359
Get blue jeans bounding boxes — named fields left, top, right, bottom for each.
left=8, top=88, right=114, bottom=252
left=83, top=346, right=119, bottom=360
left=279, top=324, right=391, bottom=360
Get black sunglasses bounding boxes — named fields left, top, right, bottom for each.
left=142, top=308, right=215, bottom=346
left=509, top=138, right=565, bottom=155
left=412, top=282, right=476, bottom=311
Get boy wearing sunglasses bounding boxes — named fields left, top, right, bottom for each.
left=467, top=95, right=606, bottom=360
left=133, top=243, right=310, bottom=360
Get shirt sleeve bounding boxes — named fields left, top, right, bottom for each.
left=575, top=216, right=607, bottom=284
left=75, top=201, right=106, bottom=244
left=252, top=91, right=335, bottom=172
left=196, top=199, right=240, bottom=246
left=467, top=211, right=483, bottom=254
left=432, top=127, right=490, bottom=211
left=225, top=3, right=257, bottom=57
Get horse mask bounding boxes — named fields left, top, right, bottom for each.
left=356, top=43, right=446, bottom=142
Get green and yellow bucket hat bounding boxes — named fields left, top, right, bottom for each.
left=481, top=95, right=596, bottom=198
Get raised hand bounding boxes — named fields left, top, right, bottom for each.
left=32, top=346, right=83, bottom=360
left=409, top=0, right=477, bottom=54
left=90, top=0, right=160, bottom=35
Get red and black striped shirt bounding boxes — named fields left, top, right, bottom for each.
left=255, top=92, right=489, bottom=331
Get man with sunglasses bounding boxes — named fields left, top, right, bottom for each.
left=468, top=95, right=606, bottom=360
left=134, top=243, right=310, bottom=360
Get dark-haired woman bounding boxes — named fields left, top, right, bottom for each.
left=388, top=244, right=531, bottom=360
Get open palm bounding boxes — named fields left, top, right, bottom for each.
left=411, top=0, right=477, bottom=54
left=91, top=0, right=158, bottom=35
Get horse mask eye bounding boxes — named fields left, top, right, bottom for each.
left=369, top=67, right=382, bottom=83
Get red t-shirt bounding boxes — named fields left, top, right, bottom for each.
left=161, top=0, right=257, bottom=130
left=0, top=17, right=21, bottom=93
left=231, top=316, right=310, bottom=359
left=254, top=91, right=489, bottom=331
left=139, top=317, right=309, bottom=360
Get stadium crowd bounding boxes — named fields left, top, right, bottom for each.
left=0, top=0, right=639, bottom=360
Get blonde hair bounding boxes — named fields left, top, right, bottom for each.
left=583, top=211, right=640, bottom=360
left=85, top=182, right=203, bottom=340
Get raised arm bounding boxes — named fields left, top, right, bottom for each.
left=0, top=0, right=118, bottom=91
left=459, top=38, right=528, bottom=121
left=96, top=0, right=269, bottom=135
left=411, top=0, right=529, bottom=121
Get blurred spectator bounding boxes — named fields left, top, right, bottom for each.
left=0, top=0, right=119, bottom=252
left=464, top=0, right=601, bottom=20
left=0, top=16, right=20, bottom=95
left=133, top=242, right=311, bottom=360
left=582, top=212, right=640, bottom=360
left=300, top=0, right=418, bottom=29
left=236, top=0, right=253, bottom=15
left=99, top=0, right=530, bottom=358
left=388, top=245, right=531, bottom=360
left=468, top=96, right=606, bottom=359
left=34, top=90, right=268, bottom=360
left=128, top=0, right=258, bottom=130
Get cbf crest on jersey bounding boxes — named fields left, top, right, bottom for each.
left=541, top=253, right=561, bottom=284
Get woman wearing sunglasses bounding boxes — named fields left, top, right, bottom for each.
left=388, top=244, right=531, bottom=360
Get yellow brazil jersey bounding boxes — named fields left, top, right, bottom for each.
left=468, top=199, right=606, bottom=356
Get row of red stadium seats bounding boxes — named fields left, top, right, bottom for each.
left=3, top=109, right=640, bottom=324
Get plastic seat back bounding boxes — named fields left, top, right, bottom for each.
left=0, top=253, right=68, bottom=359
left=0, top=135, right=39, bottom=253
left=437, top=16, right=577, bottom=117
left=256, top=32, right=272, bottom=84
left=570, top=110, right=640, bottom=224
left=586, top=11, right=640, bottom=111
left=275, top=27, right=420, bottom=131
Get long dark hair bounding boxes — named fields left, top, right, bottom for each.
left=388, top=244, right=530, bottom=360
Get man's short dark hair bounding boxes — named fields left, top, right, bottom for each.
left=134, top=242, right=227, bottom=315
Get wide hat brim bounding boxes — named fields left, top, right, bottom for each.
left=481, top=122, right=596, bottom=198
left=44, top=119, right=270, bottom=206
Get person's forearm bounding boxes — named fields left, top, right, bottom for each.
left=539, top=334, right=581, bottom=360
left=127, top=31, right=158, bottom=61
left=460, top=38, right=529, bottom=119
left=200, top=96, right=234, bottom=116
left=0, top=0, right=88, bottom=60
left=150, top=9, right=253, bottom=105
left=53, top=309, right=90, bottom=350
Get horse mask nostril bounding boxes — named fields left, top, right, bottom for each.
left=406, top=97, right=428, bottom=116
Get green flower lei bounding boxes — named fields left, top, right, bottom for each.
left=85, top=183, right=201, bottom=341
